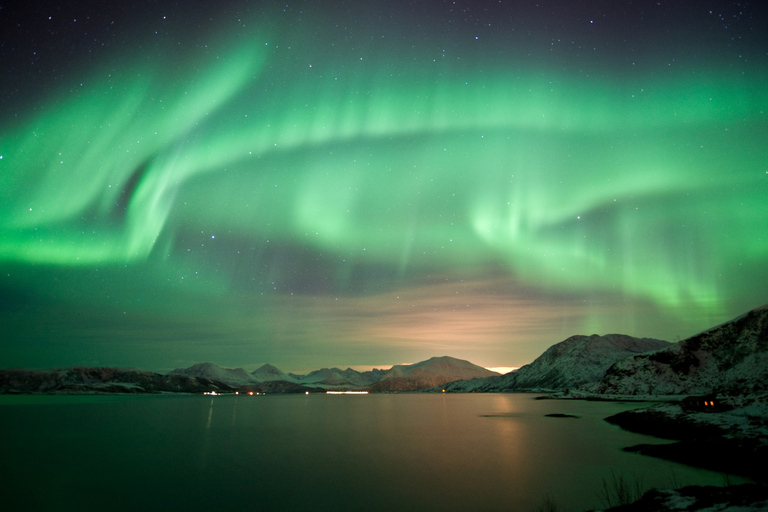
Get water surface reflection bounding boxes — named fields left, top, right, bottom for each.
left=0, top=394, right=744, bottom=511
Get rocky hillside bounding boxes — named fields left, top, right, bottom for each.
left=594, top=305, right=768, bottom=395
left=0, top=367, right=237, bottom=394
left=370, top=356, right=499, bottom=392
left=444, top=334, right=670, bottom=392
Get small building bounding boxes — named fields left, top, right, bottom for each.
left=681, top=395, right=731, bottom=413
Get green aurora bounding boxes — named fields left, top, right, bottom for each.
left=1, top=3, right=767, bottom=371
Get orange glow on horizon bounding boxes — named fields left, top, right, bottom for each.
left=487, top=367, right=518, bottom=374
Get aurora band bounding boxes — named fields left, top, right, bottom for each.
left=1, top=37, right=767, bottom=320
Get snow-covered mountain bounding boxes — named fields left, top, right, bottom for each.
left=370, top=356, right=499, bottom=392
left=294, top=367, right=387, bottom=388
left=594, top=305, right=768, bottom=395
left=444, top=334, right=670, bottom=392
left=251, top=364, right=298, bottom=383
left=169, top=362, right=256, bottom=387
left=171, top=362, right=388, bottom=390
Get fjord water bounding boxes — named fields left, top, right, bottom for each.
left=0, top=394, right=740, bottom=511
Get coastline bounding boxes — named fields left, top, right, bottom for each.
left=573, top=393, right=768, bottom=511
left=601, top=395, right=768, bottom=482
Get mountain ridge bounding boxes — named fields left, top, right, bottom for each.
left=0, top=355, right=498, bottom=394
left=591, top=304, right=768, bottom=396
left=4, top=304, right=766, bottom=396
left=443, top=334, right=670, bottom=393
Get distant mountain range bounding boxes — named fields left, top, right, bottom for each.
left=0, top=356, right=493, bottom=394
left=2, top=304, right=766, bottom=397
left=168, top=361, right=387, bottom=390
left=288, top=366, right=388, bottom=388
left=169, top=356, right=494, bottom=393
left=168, top=362, right=255, bottom=386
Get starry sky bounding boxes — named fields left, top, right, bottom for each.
left=1, top=1, right=766, bottom=373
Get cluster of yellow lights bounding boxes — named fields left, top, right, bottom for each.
left=205, top=391, right=263, bottom=395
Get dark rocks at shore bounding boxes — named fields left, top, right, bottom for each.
left=594, top=484, right=768, bottom=512
left=605, top=405, right=768, bottom=482
left=624, top=440, right=767, bottom=483
left=604, top=407, right=724, bottom=441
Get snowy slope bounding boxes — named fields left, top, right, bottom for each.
left=595, top=305, right=768, bottom=395
left=444, top=334, right=670, bottom=392
left=370, top=356, right=499, bottom=392
left=294, top=367, right=387, bottom=388
left=251, top=364, right=298, bottom=383
left=169, top=362, right=256, bottom=387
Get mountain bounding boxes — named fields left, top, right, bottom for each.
left=444, top=334, right=670, bottom=392
left=0, top=367, right=237, bottom=394
left=251, top=364, right=298, bottom=383
left=296, top=367, right=387, bottom=388
left=169, top=362, right=256, bottom=387
left=594, top=305, right=768, bottom=395
left=370, top=356, right=499, bottom=392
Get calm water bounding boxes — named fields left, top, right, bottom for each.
left=0, top=393, right=743, bottom=511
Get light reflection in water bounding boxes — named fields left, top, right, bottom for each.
left=205, top=398, right=214, bottom=429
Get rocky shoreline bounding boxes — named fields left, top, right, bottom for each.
left=593, top=483, right=768, bottom=512
left=589, top=394, right=768, bottom=511
left=604, top=395, right=768, bottom=482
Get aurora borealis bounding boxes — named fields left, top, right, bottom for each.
left=1, top=1, right=767, bottom=372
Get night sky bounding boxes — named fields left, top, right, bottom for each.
left=1, top=1, right=766, bottom=373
